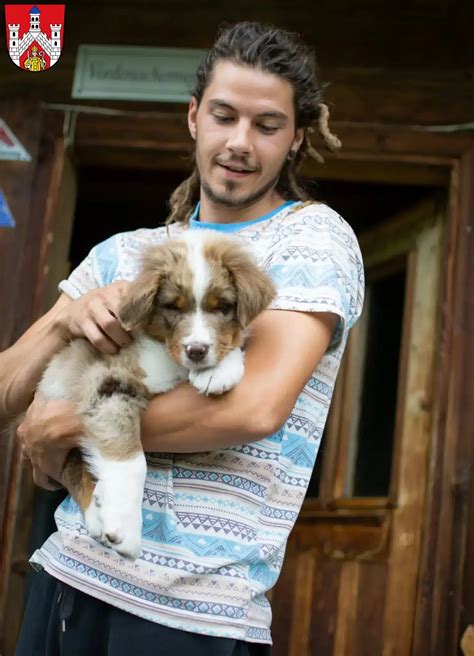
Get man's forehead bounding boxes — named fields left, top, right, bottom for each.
left=203, top=60, right=294, bottom=115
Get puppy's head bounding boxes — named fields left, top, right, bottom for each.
left=120, top=233, right=276, bottom=370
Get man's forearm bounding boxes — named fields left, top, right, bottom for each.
left=141, top=378, right=276, bottom=453
left=0, top=318, right=67, bottom=421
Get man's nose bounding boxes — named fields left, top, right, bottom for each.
left=185, top=342, right=209, bottom=362
left=226, top=121, right=252, bottom=156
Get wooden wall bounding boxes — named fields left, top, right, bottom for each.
left=0, top=0, right=473, bottom=125
left=1, top=2, right=473, bottom=654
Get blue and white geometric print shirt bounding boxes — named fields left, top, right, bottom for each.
left=30, top=200, right=365, bottom=645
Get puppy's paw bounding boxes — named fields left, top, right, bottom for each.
left=189, top=349, right=244, bottom=395
left=93, top=454, right=146, bottom=560
left=101, top=500, right=143, bottom=561
left=114, top=530, right=142, bottom=561
left=84, top=496, right=103, bottom=541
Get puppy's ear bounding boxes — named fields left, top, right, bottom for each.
left=215, top=241, right=277, bottom=327
left=119, top=240, right=185, bottom=331
left=119, top=269, right=161, bottom=331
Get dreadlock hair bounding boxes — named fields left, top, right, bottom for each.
left=166, top=21, right=341, bottom=226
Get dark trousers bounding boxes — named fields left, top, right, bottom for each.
left=16, top=570, right=272, bottom=656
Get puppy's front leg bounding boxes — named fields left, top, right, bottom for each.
left=188, top=348, right=244, bottom=395
left=85, top=444, right=146, bottom=561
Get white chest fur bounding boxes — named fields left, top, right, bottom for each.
left=135, top=334, right=188, bottom=394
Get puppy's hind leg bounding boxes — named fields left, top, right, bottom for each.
left=62, top=448, right=103, bottom=540
left=81, top=378, right=148, bottom=561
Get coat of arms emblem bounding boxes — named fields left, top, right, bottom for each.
left=5, top=5, right=65, bottom=72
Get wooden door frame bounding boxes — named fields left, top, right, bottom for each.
left=2, top=106, right=473, bottom=655
left=60, top=111, right=474, bottom=654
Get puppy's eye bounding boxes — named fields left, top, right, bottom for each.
left=215, top=302, right=235, bottom=315
left=162, top=302, right=180, bottom=311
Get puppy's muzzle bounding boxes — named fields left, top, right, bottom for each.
left=185, top=342, right=210, bottom=363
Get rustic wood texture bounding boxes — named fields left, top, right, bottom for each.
left=0, top=101, right=43, bottom=640
left=353, top=562, right=387, bottom=656
left=382, top=217, right=443, bottom=655
left=0, top=102, right=67, bottom=654
left=271, top=549, right=298, bottom=656
left=1, top=458, right=36, bottom=656
left=458, top=149, right=474, bottom=656
left=309, top=557, right=341, bottom=655
left=271, top=199, right=444, bottom=655
left=0, top=0, right=472, bottom=124
left=1, top=7, right=473, bottom=647
left=412, top=149, right=474, bottom=656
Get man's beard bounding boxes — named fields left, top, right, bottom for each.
left=200, top=159, right=287, bottom=209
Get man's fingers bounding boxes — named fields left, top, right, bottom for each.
left=92, top=304, right=132, bottom=348
left=82, top=322, right=120, bottom=355
left=21, top=445, right=31, bottom=461
left=32, top=467, right=62, bottom=491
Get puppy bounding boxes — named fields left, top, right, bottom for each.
left=37, top=231, right=276, bottom=560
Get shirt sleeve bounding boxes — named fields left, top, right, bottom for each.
left=58, top=234, right=119, bottom=299
left=267, top=212, right=365, bottom=352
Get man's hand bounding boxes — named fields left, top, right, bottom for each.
left=17, top=393, right=84, bottom=491
left=55, top=281, right=133, bottom=355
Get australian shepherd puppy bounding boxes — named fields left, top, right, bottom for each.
left=37, top=231, right=276, bottom=559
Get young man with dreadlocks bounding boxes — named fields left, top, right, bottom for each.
left=4, top=21, right=364, bottom=656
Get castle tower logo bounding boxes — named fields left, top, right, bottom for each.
left=5, top=5, right=65, bottom=72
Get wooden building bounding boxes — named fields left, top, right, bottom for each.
left=0, top=2, right=473, bottom=654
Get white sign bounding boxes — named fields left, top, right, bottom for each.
left=72, top=45, right=207, bottom=103
left=0, top=119, right=32, bottom=161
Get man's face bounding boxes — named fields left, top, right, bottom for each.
left=188, top=60, right=304, bottom=209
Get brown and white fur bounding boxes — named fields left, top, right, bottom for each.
left=38, top=231, right=276, bottom=560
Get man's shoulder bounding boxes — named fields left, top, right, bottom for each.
left=262, top=201, right=360, bottom=259
left=283, top=201, right=356, bottom=239
left=94, top=224, right=172, bottom=256
left=86, top=224, right=179, bottom=286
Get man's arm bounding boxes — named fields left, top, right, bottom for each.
left=17, top=308, right=337, bottom=484
left=141, top=309, right=338, bottom=452
left=0, top=282, right=132, bottom=422
left=0, top=294, right=71, bottom=421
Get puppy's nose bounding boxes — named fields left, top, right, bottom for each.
left=185, top=342, right=209, bottom=362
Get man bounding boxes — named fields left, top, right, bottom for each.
left=2, top=21, right=364, bottom=656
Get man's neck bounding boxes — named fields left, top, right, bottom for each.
left=198, top=190, right=287, bottom=224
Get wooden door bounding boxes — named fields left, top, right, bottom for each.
left=0, top=101, right=75, bottom=655
left=270, top=196, right=444, bottom=656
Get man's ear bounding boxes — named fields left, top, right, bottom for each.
left=291, top=127, right=305, bottom=155
left=188, top=96, right=198, bottom=141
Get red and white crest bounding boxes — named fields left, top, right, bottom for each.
left=5, top=5, right=65, bottom=72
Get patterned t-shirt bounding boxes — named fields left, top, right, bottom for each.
left=30, top=199, right=364, bottom=644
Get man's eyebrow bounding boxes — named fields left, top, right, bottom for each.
left=208, top=99, right=235, bottom=111
left=208, top=99, right=288, bottom=121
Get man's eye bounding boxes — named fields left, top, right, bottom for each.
left=258, top=125, right=278, bottom=134
left=213, top=114, right=233, bottom=123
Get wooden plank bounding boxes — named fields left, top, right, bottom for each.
left=288, top=550, right=316, bottom=655
left=0, top=104, right=66, bottom=653
left=1, top=459, right=36, bottom=656
left=333, top=297, right=370, bottom=498
left=0, top=3, right=472, bottom=126
left=271, top=549, right=298, bottom=656
left=382, top=217, right=443, bottom=654
left=353, top=563, right=388, bottom=656
left=0, top=100, right=43, bottom=607
left=458, top=151, right=474, bottom=652
left=412, top=150, right=474, bottom=655
left=358, top=197, right=441, bottom=270
left=333, top=561, right=360, bottom=656
left=309, top=558, right=341, bottom=655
